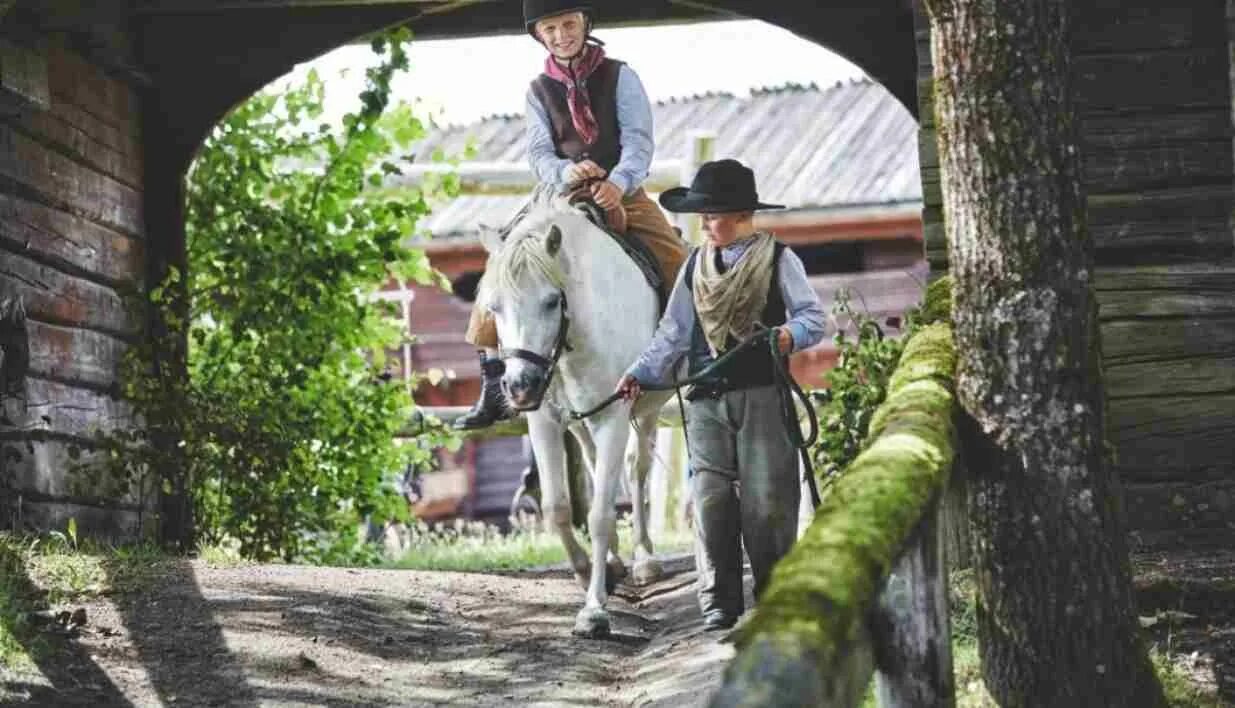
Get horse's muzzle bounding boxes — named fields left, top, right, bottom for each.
left=502, top=368, right=548, bottom=411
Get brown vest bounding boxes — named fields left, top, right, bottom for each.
left=529, top=58, right=624, bottom=174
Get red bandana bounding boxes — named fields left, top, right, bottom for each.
left=542, top=45, right=606, bottom=146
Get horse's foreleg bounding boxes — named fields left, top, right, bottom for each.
left=573, top=414, right=630, bottom=638
left=569, top=425, right=627, bottom=590
left=627, top=414, right=662, bottom=585
left=579, top=424, right=627, bottom=584
left=528, top=415, right=589, bottom=579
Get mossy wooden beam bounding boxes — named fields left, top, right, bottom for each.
left=711, top=322, right=958, bottom=708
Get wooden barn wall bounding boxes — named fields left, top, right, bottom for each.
left=916, top=0, right=1235, bottom=547
left=0, top=30, right=151, bottom=540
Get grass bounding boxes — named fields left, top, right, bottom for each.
left=1153, top=647, right=1225, bottom=708
left=0, top=535, right=43, bottom=672
left=196, top=538, right=253, bottom=569
left=385, top=517, right=696, bottom=573
left=0, top=532, right=173, bottom=672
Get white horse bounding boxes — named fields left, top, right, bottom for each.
left=478, top=189, right=672, bottom=638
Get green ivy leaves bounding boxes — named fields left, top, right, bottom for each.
left=90, top=29, right=458, bottom=563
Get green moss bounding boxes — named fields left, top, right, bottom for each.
left=886, top=323, right=956, bottom=397
left=918, top=275, right=954, bottom=326
left=727, top=324, right=958, bottom=685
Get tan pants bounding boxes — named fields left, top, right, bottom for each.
left=465, top=187, right=687, bottom=348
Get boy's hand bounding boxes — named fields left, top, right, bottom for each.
left=590, top=180, right=623, bottom=210
left=776, top=327, right=794, bottom=355
left=565, top=160, right=607, bottom=185
left=615, top=374, right=642, bottom=401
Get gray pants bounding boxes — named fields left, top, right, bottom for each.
left=686, top=384, right=800, bottom=618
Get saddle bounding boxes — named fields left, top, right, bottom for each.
left=497, top=182, right=670, bottom=314
left=564, top=186, right=670, bottom=316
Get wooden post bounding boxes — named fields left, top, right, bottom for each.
left=648, top=427, right=670, bottom=536
left=143, top=102, right=194, bottom=551
left=939, top=453, right=970, bottom=572
left=677, top=130, right=716, bottom=244
left=662, top=426, right=688, bottom=531
left=871, top=503, right=955, bottom=707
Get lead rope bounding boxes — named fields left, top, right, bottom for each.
left=598, top=328, right=822, bottom=512
left=767, top=334, right=822, bottom=509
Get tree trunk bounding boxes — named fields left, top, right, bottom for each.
left=921, top=1, right=1165, bottom=706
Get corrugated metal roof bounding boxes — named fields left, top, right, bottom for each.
left=408, top=79, right=920, bottom=239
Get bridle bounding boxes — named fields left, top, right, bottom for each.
left=498, top=291, right=573, bottom=412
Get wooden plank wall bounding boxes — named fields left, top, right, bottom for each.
left=917, top=0, right=1235, bottom=547
left=0, top=31, right=151, bottom=540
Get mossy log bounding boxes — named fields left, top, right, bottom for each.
left=711, top=323, right=958, bottom=708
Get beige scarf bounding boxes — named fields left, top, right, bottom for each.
left=692, top=232, right=778, bottom=356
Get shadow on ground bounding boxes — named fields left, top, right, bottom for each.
left=4, top=551, right=726, bottom=707
left=0, top=542, right=128, bottom=706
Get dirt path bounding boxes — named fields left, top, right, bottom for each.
left=2, top=554, right=740, bottom=707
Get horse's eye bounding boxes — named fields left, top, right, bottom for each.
left=486, top=300, right=501, bottom=315
left=544, top=295, right=561, bottom=311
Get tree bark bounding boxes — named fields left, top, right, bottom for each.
left=921, top=1, right=1165, bottom=705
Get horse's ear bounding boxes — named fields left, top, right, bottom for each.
left=478, top=224, right=503, bottom=254
left=545, top=225, right=563, bottom=256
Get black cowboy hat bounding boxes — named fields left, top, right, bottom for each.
left=659, top=159, right=785, bottom=213
left=524, top=1, right=594, bottom=38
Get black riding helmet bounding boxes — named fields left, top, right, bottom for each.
left=523, top=1, right=600, bottom=45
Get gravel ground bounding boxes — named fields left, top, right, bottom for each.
left=1, top=554, right=741, bottom=707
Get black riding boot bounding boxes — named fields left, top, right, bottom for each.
left=454, top=351, right=513, bottom=430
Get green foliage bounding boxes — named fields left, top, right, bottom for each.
left=810, top=292, right=912, bottom=486
left=88, top=29, right=457, bottom=563
left=1152, top=649, right=1223, bottom=708
left=810, top=276, right=953, bottom=491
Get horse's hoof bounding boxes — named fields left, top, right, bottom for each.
left=572, top=607, right=611, bottom=639
left=632, top=557, right=663, bottom=586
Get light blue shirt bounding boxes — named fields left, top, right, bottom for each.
left=626, top=240, right=827, bottom=386
left=526, top=63, right=654, bottom=195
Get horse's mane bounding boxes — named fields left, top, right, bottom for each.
left=483, top=186, right=573, bottom=301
